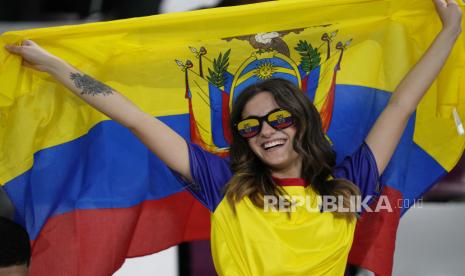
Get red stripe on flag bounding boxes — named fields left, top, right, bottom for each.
left=320, top=70, right=336, bottom=132
left=301, top=74, right=309, bottom=93
left=29, top=192, right=210, bottom=276
left=221, top=90, right=232, bottom=144
left=348, top=186, right=403, bottom=276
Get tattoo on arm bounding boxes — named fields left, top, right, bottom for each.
left=70, top=73, right=113, bottom=96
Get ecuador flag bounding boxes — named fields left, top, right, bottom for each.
left=0, top=0, right=464, bottom=275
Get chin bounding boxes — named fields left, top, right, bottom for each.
left=263, top=157, right=289, bottom=168
left=262, top=155, right=296, bottom=171
left=250, top=139, right=301, bottom=173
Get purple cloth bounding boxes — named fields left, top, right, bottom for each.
left=333, top=142, right=381, bottom=199
left=179, top=142, right=380, bottom=212
left=182, top=143, right=232, bottom=211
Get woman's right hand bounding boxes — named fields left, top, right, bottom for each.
left=5, top=40, right=62, bottom=73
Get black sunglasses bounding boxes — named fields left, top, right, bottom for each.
left=235, top=108, right=294, bottom=138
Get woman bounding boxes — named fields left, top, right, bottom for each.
left=5, top=0, right=462, bottom=274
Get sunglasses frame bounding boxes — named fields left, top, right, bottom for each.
left=235, top=108, right=294, bottom=138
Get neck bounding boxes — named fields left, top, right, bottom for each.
left=270, top=164, right=302, bottom=179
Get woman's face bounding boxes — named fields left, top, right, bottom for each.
left=241, top=91, right=302, bottom=178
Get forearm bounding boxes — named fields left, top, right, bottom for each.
left=45, top=57, right=191, bottom=178
left=46, top=58, right=145, bottom=129
left=389, top=28, right=460, bottom=113
left=366, top=27, right=461, bottom=174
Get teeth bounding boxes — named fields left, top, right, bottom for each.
left=263, top=139, right=285, bottom=149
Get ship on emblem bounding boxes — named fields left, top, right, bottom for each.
left=175, top=28, right=352, bottom=155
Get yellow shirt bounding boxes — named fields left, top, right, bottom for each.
left=211, top=185, right=356, bottom=276
left=183, top=142, right=379, bottom=275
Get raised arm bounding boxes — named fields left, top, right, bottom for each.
left=5, top=40, right=192, bottom=181
left=365, top=0, right=462, bottom=175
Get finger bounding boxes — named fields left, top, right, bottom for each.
left=4, top=44, right=23, bottom=55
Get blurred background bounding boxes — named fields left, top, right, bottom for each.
left=1, top=0, right=464, bottom=275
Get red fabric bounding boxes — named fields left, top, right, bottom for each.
left=272, top=177, right=308, bottom=187
left=348, top=186, right=402, bottom=276
left=320, top=69, right=336, bottom=132
left=29, top=192, right=210, bottom=276
left=221, top=90, right=232, bottom=144
left=301, top=74, right=309, bottom=93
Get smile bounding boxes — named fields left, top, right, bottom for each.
left=262, top=139, right=286, bottom=150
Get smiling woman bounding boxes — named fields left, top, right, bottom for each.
left=3, top=0, right=462, bottom=274
left=241, top=92, right=302, bottom=175
left=225, top=79, right=361, bottom=220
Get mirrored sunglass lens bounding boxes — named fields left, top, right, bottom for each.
left=237, top=119, right=260, bottom=137
left=268, top=110, right=293, bottom=129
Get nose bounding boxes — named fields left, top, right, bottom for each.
left=260, top=121, right=276, bottom=137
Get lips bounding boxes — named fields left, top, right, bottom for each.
left=262, top=139, right=287, bottom=150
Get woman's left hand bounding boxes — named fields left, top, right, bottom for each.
left=433, top=0, right=462, bottom=37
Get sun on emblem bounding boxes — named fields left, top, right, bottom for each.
left=254, top=61, right=276, bottom=80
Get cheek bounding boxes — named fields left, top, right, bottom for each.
left=285, top=127, right=298, bottom=149
left=286, top=126, right=297, bottom=140
left=247, top=138, right=260, bottom=154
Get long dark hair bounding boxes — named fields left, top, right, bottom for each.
left=224, top=78, right=360, bottom=219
